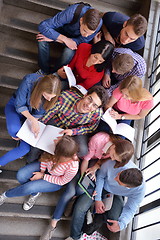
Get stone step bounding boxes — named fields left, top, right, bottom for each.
left=4, top=0, right=68, bottom=15
left=0, top=87, right=14, bottom=110
left=0, top=216, right=70, bottom=238
left=0, top=236, right=63, bottom=240
left=0, top=3, right=53, bottom=40
left=0, top=63, right=35, bottom=90
left=0, top=32, right=38, bottom=68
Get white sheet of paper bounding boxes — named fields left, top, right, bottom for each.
left=115, top=123, right=135, bottom=142
left=16, top=120, right=46, bottom=147
left=64, top=66, right=76, bottom=87
left=17, top=120, right=64, bottom=154
left=101, top=108, right=117, bottom=133
left=36, top=125, right=64, bottom=154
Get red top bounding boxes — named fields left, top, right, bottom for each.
left=68, top=43, right=104, bottom=89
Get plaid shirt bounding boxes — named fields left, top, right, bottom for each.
left=41, top=89, right=103, bottom=135
left=106, top=48, right=146, bottom=96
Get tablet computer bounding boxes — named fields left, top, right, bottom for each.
left=78, top=173, right=96, bottom=198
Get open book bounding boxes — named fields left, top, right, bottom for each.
left=101, top=108, right=135, bottom=142
left=64, top=66, right=87, bottom=95
left=16, top=120, right=64, bottom=154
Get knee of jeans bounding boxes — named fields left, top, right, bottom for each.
left=38, top=41, right=49, bottom=49
left=16, top=167, right=28, bottom=184
left=7, top=125, right=19, bottom=138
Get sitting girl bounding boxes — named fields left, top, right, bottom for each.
left=39, top=132, right=134, bottom=240
left=57, top=40, right=114, bottom=90
left=98, top=75, right=154, bottom=133
left=0, top=136, right=79, bottom=214
left=0, top=73, right=61, bottom=170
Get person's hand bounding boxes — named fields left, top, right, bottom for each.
left=57, top=67, right=67, bottom=79
left=36, top=33, right=53, bottom=42
left=102, top=74, right=111, bottom=88
left=109, top=109, right=121, bottom=120
left=86, top=166, right=97, bottom=181
left=95, top=200, right=106, bottom=213
left=104, top=32, right=115, bottom=46
left=30, top=172, right=44, bottom=181
left=63, top=37, right=77, bottom=50
left=53, top=136, right=62, bottom=145
left=60, top=129, right=73, bottom=136
left=106, top=220, right=120, bottom=232
left=30, top=119, right=40, bottom=138
left=93, top=31, right=102, bottom=44
left=12, top=137, right=20, bottom=141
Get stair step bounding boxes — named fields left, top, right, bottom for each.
left=0, top=236, right=63, bottom=240
left=0, top=216, right=70, bottom=237
left=4, top=0, right=68, bottom=15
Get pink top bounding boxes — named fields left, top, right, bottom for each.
left=113, top=87, right=154, bottom=115
left=83, top=132, right=111, bottom=161
left=40, top=159, right=79, bottom=185
left=68, top=43, right=104, bottom=89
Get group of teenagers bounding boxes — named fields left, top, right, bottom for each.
left=0, top=2, right=154, bottom=240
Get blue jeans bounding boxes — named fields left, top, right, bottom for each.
left=5, top=161, right=61, bottom=198
left=38, top=41, right=75, bottom=74
left=0, top=97, right=30, bottom=166
left=70, top=192, right=123, bottom=239
left=53, top=172, right=84, bottom=220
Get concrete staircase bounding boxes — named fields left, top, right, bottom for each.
left=0, top=0, right=71, bottom=239
left=0, top=0, right=143, bottom=239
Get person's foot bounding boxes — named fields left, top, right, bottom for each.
left=36, top=69, right=45, bottom=75
left=64, top=197, right=77, bottom=217
left=0, top=193, right=7, bottom=205
left=65, top=237, right=82, bottom=240
left=40, top=223, right=56, bottom=240
left=23, top=192, right=41, bottom=211
left=86, top=209, right=93, bottom=224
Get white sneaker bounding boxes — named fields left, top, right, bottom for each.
left=65, top=237, right=82, bottom=240
left=0, top=170, right=2, bottom=173
left=0, top=193, right=7, bottom=205
left=36, top=69, right=44, bottom=75
left=86, top=209, right=93, bottom=224
left=40, top=223, right=56, bottom=240
left=23, top=192, right=41, bottom=211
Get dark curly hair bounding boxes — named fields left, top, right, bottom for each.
left=87, top=85, right=109, bottom=107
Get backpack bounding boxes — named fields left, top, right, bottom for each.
left=70, top=2, right=91, bottom=25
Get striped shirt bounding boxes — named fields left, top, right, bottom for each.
left=106, top=48, right=146, bottom=96
left=40, top=159, right=79, bottom=185
left=41, top=89, right=103, bottom=135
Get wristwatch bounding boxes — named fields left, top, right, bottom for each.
left=121, top=115, right=125, bottom=120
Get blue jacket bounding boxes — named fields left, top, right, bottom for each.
left=103, top=12, right=145, bottom=51
left=95, top=160, right=146, bottom=230
left=38, top=4, right=102, bottom=45
left=14, top=73, right=46, bottom=118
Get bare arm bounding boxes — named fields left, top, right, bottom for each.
left=110, top=108, right=151, bottom=120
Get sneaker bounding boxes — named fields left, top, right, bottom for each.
left=65, top=237, right=82, bottom=240
left=23, top=192, right=41, bottom=211
left=36, top=69, right=44, bottom=75
left=86, top=209, right=93, bottom=224
left=64, top=197, right=77, bottom=217
left=40, top=223, right=56, bottom=240
left=0, top=169, right=2, bottom=173
left=0, top=193, right=7, bottom=205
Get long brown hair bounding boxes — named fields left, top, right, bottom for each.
left=119, top=75, right=152, bottom=101
left=39, top=136, right=79, bottom=170
left=102, top=134, right=134, bottom=168
left=30, top=74, right=61, bottom=111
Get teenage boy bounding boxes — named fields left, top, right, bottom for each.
left=27, top=86, right=108, bottom=161
left=102, top=47, right=146, bottom=96
left=102, top=12, right=147, bottom=52
left=37, top=3, right=102, bottom=74
left=66, top=161, right=145, bottom=240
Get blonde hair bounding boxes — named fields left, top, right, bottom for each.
left=30, top=74, right=61, bottom=111
left=119, top=75, right=151, bottom=101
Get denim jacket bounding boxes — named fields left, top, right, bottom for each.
left=14, top=73, right=46, bottom=118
